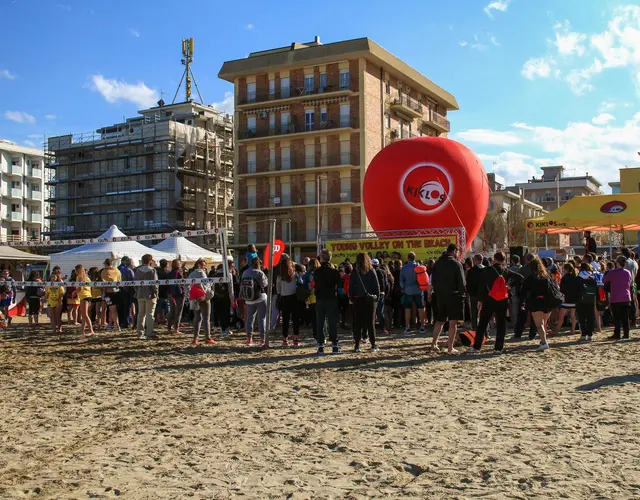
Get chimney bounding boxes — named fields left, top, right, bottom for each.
left=314, top=35, right=321, bottom=45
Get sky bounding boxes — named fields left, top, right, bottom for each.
left=1, top=0, right=639, bottom=192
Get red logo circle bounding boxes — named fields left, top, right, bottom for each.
left=527, top=222, right=534, bottom=229
left=401, top=165, right=450, bottom=212
left=600, top=200, right=627, bottom=214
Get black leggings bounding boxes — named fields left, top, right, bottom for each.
left=213, top=296, right=231, bottom=331
left=611, top=301, right=631, bottom=338
left=279, top=294, right=301, bottom=338
left=353, top=297, right=376, bottom=347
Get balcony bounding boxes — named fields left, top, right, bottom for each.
left=10, top=188, right=23, bottom=198
left=390, top=94, right=423, bottom=119
left=424, top=110, right=451, bottom=133
left=30, top=191, right=42, bottom=201
left=27, top=168, right=43, bottom=178
left=29, top=213, right=42, bottom=224
left=237, top=118, right=358, bottom=142
left=238, top=83, right=355, bottom=107
left=10, top=164, right=23, bottom=176
left=238, top=152, right=359, bottom=177
left=10, top=212, right=22, bottom=222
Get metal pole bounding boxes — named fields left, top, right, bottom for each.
left=609, top=225, right=613, bottom=258
left=316, top=175, right=320, bottom=255
left=265, top=218, right=276, bottom=348
left=545, top=232, right=548, bottom=250
left=220, top=228, right=233, bottom=303
left=288, top=218, right=292, bottom=256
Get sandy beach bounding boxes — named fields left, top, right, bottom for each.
left=1, top=318, right=639, bottom=499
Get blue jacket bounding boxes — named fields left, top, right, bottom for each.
left=400, top=261, right=421, bottom=296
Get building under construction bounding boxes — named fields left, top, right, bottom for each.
left=45, top=101, right=234, bottom=243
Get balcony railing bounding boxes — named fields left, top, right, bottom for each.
left=391, top=94, right=423, bottom=118
left=238, top=118, right=357, bottom=141
left=424, top=110, right=451, bottom=133
left=11, top=212, right=22, bottom=222
left=10, top=165, right=23, bottom=176
left=240, top=152, right=359, bottom=174
left=27, top=168, right=43, bottom=178
left=31, top=191, right=42, bottom=201
left=10, top=188, right=22, bottom=198
left=238, top=83, right=354, bottom=105
left=30, top=213, right=42, bottom=223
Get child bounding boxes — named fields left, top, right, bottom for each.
left=46, top=273, right=65, bottom=333
left=75, top=265, right=94, bottom=338
left=65, top=269, right=80, bottom=326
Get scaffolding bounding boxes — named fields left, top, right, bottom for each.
left=44, top=102, right=234, bottom=247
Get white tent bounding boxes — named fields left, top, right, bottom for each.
left=49, top=225, right=176, bottom=277
left=151, top=236, right=223, bottom=264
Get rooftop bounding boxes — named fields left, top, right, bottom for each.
left=218, top=36, right=458, bottom=110
left=0, top=138, right=45, bottom=156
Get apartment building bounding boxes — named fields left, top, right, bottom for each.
left=515, top=166, right=603, bottom=246
left=218, top=36, right=458, bottom=256
left=0, top=140, right=46, bottom=242
left=46, top=102, right=234, bottom=243
left=608, top=166, right=640, bottom=245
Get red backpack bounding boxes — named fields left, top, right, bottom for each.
left=414, top=265, right=430, bottom=291
left=488, top=268, right=509, bottom=301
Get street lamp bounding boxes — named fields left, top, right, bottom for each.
left=316, top=174, right=328, bottom=254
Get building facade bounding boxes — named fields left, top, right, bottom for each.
left=219, top=37, right=458, bottom=256
left=46, top=102, right=234, bottom=243
left=515, top=166, right=603, bottom=246
left=0, top=140, right=46, bottom=242
left=609, top=167, right=640, bottom=245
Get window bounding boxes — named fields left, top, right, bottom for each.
left=306, top=215, right=316, bottom=242
left=408, top=122, right=412, bottom=137
left=339, top=68, right=350, bottom=90
left=11, top=181, right=20, bottom=189
left=320, top=106, right=327, bottom=125
left=269, top=148, right=276, bottom=170
left=341, top=213, right=352, bottom=233
left=246, top=82, right=256, bottom=103
left=281, top=181, right=291, bottom=205
left=320, top=72, right=327, bottom=91
left=340, top=177, right=351, bottom=201
left=305, top=180, right=316, bottom=205
left=304, top=75, right=314, bottom=94
left=280, top=77, right=290, bottom=98
left=269, top=79, right=275, bottom=97
left=281, top=147, right=291, bottom=169
left=340, top=140, right=351, bottom=164
left=339, top=104, right=350, bottom=127
left=247, top=151, right=256, bottom=173
left=32, top=184, right=40, bottom=192
left=385, top=81, right=390, bottom=94
left=11, top=203, right=20, bottom=212
left=398, top=119, right=404, bottom=138
left=247, top=116, right=257, bottom=134
left=305, top=144, right=315, bottom=168
left=319, top=178, right=328, bottom=203
left=269, top=113, right=275, bottom=133
left=305, top=110, right=315, bottom=131
left=247, top=221, right=257, bottom=243
left=385, top=113, right=391, bottom=129
left=281, top=112, right=290, bottom=133
left=269, top=179, right=276, bottom=199
left=247, top=185, right=256, bottom=209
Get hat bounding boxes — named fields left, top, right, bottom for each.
left=372, top=258, right=380, bottom=266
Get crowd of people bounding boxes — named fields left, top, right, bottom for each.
left=0, top=241, right=637, bottom=356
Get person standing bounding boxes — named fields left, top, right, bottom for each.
left=304, top=259, right=319, bottom=342
left=0, top=269, right=17, bottom=327
left=212, top=264, right=233, bottom=338
left=188, top=258, right=215, bottom=345
left=276, top=254, right=301, bottom=347
left=46, top=271, right=65, bottom=333
left=101, top=259, right=122, bottom=332
left=349, top=253, right=381, bottom=352
left=24, top=271, right=44, bottom=328
left=508, top=254, right=523, bottom=329
left=313, top=250, right=341, bottom=354
left=117, top=256, right=135, bottom=329
left=576, top=263, right=598, bottom=342
left=155, top=259, right=171, bottom=327
left=167, top=259, right=185, bottom=335
left=553, top=263, right=579, bottom=336
left=134, top=254, right=159, bottom=340
left=465, top=254, right=485, bottom=330
left=603, top=255, right=633, bottom=340
left=400, top=252, right=426, bottom=334
left=430, top=244, right=466, bottom=354
left=74, top=265, right=94, bottom=338
left=372, top=258, right=389, bottom=334
left=240, top=257, right=268, bottom=347
left=519, top=257, right=555, bottom=352
left=468, top=251, right=522, bottom=354
left=584, top=231, right=597, bottom=255
left=621, top=248, right=638, bottom=327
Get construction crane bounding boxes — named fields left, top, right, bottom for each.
left=172, top=37, right=204, bottom=104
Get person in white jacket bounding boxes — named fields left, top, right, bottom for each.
left=188, top=258, right=214, bottom=345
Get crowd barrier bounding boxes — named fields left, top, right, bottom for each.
left=9, top=277, right=228, bottom=288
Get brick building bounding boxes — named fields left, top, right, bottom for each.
left=218, top=36, right=458, bottom=257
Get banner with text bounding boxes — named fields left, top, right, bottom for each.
left=325, top=235, right=458, bottom=263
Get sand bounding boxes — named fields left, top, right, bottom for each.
left=1, top=317, right=639, bottom=499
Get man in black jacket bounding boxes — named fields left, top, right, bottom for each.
left=372, top=259, right=389, bottom=334
left=465, top=254, right=484, bottom=330
left=313, top=249, right=341, bottom=354
left=430, top=244, right=466, bottom=354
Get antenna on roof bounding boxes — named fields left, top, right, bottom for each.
left=172, top=38, right=204, bottom=104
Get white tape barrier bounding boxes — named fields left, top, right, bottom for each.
left=0, top=228, right=223, bottom=248
left=11, top=277, right=229, bottom=288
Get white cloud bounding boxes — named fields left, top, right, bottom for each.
left=246, top=23, right=254, bottom=30
left=44, top=114, right=56, bottom=120
left=128, top=28, right=140, bottom=38
left=4, top=110, right=36, bottom=124
left=23, top=140, right=36, bottom=148
left=455, top=129, right=522, bottom=146
left=211, top=91, right=234, bottom=115
left=592, top=112, right=615, bottom=125
left=27, top=134, right=43, bottom=139
left=0, top=69, right=16, bottom=80
left=521, top=56, right=557, bottom=79
left=459, top=41, right=468, bottom=47
left=511, top=122, right=535, bottom=130
left=460, top=34, right=490, bottom=51
left=484, top=0, right=509, bottom=19
left=90, top=74, right=158, bottom=108
left=489, top=152, right=538, bottom=185
left=553, top=21, right=587, bottom=56
left=489, top=34, right=500, bottom=46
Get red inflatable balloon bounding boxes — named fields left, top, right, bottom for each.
left=363, top=137, right=488, bottom=249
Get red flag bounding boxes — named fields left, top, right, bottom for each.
left=264, top=240, right=286, bottom=269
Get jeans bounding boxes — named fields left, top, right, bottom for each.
left=316, top=297, right=339, bottom=346
left=376, top=294, right=386, bottom=331
left=474, top=298, right=508, bottom=351
left=136, top=298, right=157, bottom=337
left=119, top=289, right=133, bottom=328
left=354, top=297, right=377, bottom=348
left=246, top=300, right=267, bottom=338
left=193, top=300, right=211, bottom=340
left=279, top=294, right=301, bottom=338
left=469, top=295, right=480, bottom=330
left=611, top=301, right=631, bottom=338
left=577, top=302, right=595, bottom=337
left=213, top=296, right=231, bottom=331
left=168, top=293, right=185, bottom=330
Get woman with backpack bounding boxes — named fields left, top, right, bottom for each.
left=576, top=262, right=599, bottom=342
left=240, top=256, right=268, bottom=347
left=468, top=251, right=523, bottom=354
left=348, top=252, right=381, bottom=353
left=603, top=255, right=633, bottom=340
left=25, top=271, right=45, bottom=328
left=275, top=254, right=302, bottom=347
left=520, top=256, right=557, bottom=352
left=553, top=263, right=579, bottom=336
left=187, top=258, right=214, bottom=345
left=212, top=263, right=232, bottom=338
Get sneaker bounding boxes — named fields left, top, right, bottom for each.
left=282, top=338, right=289, bottom=346
left=579, top=335, right=587, bottom=342
left=204, top=338, right=216, bottom=344
left=608, top=334, right=621, bottom=340
left=192, top=338, right=199, bottom=345
left=362, top=338, right=369, bottom=344
left=354, top=347, right=361, bottom=353
left=317, top=345, right=325, bottom=355
left=493, top=349, right=507, bottom=355
left=247, top=338, right=254, bottom=347
left=381, top=329, right=389, bottom=335
left=419, top=326, right=426, bottom=334
left=467, top=347, right=481, bottom=355
left=221, top=330, right=230, bottom=339
left=586, top=336, right=592, bottom=342
left=138, top=334, right=146, bottom=340
left=371, top=346, right=379, bottom=353
left=148, top=333, right=159, bottom=339
left=536, top=342, right=549, bottom=352
left=404, top=328, right=411, bottom=334
left=332, top=344, right=340, bottom=354
left=293, top=339, right=300, bottom=347
left=260, top=338, right=267, bottom=348
left=448, top=348, right=459, bottom=355
left=622, top=335, right=630, bottom=340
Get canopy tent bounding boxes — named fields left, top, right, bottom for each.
left=0, top=246, right=50, bottom=263
left=49, top=225, right=176, bottom=277
left=151, top=236, right=223, bottom=264
left=525, top=193, right=640, bottom=234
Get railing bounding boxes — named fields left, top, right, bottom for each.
left=425, top=110, right=451, bottom=132
left=30, top=214, right=42, bottom=223
left=31, top=191, right=42, bottom=201
left=10, top=165, right=23, bottom=176
left=241, top=152, right=359, bottom=174
left=393, top=94, right=423, bottom=113
left=11, top=188, right=22, bottom=198
left=238, top=118, right=356, bottom=140
left=238, top=83, right=354, bottom=105
left=27, top=168, right=43, bottom=178
left=11, top=212, right=22, bottom=221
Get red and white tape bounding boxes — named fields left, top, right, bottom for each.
left=11, top=277, right=229, bottom=288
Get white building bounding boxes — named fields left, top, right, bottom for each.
left=0, top=140, right=46, bottom=242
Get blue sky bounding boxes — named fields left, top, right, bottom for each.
left=1, top=0, right=639, bottom=191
